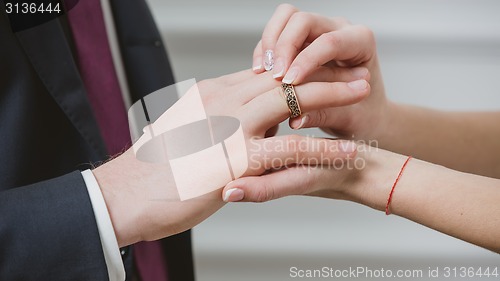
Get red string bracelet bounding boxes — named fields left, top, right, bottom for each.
left=385, top=156, right=412, bottom=215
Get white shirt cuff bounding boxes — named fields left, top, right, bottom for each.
left=82, top=169, right=126, bottom=281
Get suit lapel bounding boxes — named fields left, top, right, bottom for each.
left=15, top=17, right=108, bottom=157
left=109, top=0, right=177, bottom=105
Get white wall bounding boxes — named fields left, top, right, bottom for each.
left=146, top=1, right=500, bottom=280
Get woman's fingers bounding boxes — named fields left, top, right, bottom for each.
left=252, top=40, right=265, bottom=73
left=227, top=136, right=356, bottom=202
left=239, top=80, right=370, bottom=133
left=303, top=66, right=370, bottom=84
left=272, top=14, right=348, bottom=80
left=231, top=65, right=369, bottom=105
left=283, top=25, right=376, bottom=85
left=222, top=135, right=356, bottom=202
left=223, top=167, right=314, bottom=202
left=247, top=135, right=356, bottom=172
left=257, top=7, right=376, bottom=86
left=259, top=4, right=298, bottom=72
left=289, top=107, right=352, bottom=131
left=208, top=65, right=369, bottom=115
left=202, top=66, right=370, bottom=134
left=270, top=12, right=322, bottom=79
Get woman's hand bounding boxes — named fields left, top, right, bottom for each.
left=253, top=5, right=500, bottom=178
left=222, top=143, right=500, bottom=253
left=253, top=4, right=390, bottom=141
left=222, top=144, right=403, bottom=205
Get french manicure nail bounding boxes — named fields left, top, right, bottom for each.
left=282, top=67, right=299, bottom=84
left=340, top=141, right=357, bottom=153
left=223, top=188, right=245, bottom=202
left=272, top=58, right=285, bottom=78
left=290, top=114, right=308, bottom=130
left=296, top=114, right=309, bottom=129
left=264, top=50, right=274, bottom=71
left=347, top=79, right=368, bottom=91
left=253, top=56, right=262, bottom=71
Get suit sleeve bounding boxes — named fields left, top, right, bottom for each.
left=0, top=171, right=109, bottom=281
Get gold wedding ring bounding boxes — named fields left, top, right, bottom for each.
left=281, top=83, right=302, bottom=118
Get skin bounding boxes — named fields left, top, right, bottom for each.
left=252, top=4, right=500, bottom=178
left=224, top=4, right=500, bottom=253
left=93, top=69, right=368, bottom=247
left=224, top=146, right=500, bottom=253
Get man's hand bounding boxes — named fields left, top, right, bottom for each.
left=93, top=68, right=365, bottom=246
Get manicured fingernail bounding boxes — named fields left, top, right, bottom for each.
left=272, top=58, right=285, bottom=78
left=223, top=188, right=245, bottom=202
left=340, top=141, right=357, bottom=153
left=282, top=67, right=299, bottom=84
left=264, top=50, right=274, bottom=71
left=351, top=67, right=368, bottom=78
left=253, top=56, right=262, bottom=71
left=290, top=114, right=308, bottom=130
left=347, top=79, right=368, bottom=91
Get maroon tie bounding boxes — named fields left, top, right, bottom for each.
left=67, top=1, right=168, bottom=280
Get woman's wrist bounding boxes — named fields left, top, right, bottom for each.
left=341, top=146, right=410, bottom=212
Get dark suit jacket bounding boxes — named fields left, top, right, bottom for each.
left=0, top=1, right=194, bottom=280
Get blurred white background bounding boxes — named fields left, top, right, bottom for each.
left=146, top=1, right=500, bottom=280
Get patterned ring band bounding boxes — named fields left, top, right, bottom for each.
left=281, top=83, right=302, bottom=118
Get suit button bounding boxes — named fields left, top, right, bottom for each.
left=120, top=247, right=130, bottom=259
